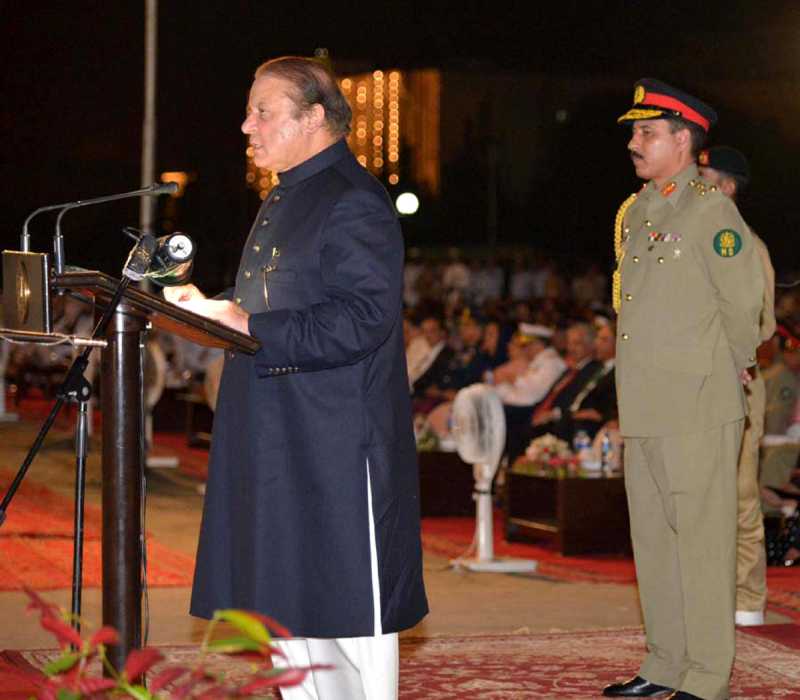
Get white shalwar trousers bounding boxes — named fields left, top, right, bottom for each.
left=272, top=461, right=399, bottom=700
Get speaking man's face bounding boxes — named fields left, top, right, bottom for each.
left=242, top=75, right=309, bottom=173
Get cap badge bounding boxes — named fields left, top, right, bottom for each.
left=633, top=85, right=645, bottom=104
left=713, top=229, right=742, bottom=257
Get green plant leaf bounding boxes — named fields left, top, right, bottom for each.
left=124, top=684, right=155, bottom=700
left=213, top=610, right=271, bottom=645
left=44, top=652, right=81, bottom=676
left=56, top=689, right=81, bottom=700
left=206, top=636, right=264, bottom=654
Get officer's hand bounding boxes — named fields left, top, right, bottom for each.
left=163, top=284, right=206, bottom=304
left=178, top=299, right=250, bottom=336
left=740, top=367, right=754, bottom=386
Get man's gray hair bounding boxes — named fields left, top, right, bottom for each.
left=254, top=56, right=352, bottom=137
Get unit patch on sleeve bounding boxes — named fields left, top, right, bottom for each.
left=713, top=229, right=742, bottom=258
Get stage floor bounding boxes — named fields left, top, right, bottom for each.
left=0, top=416, right=792, bottom=651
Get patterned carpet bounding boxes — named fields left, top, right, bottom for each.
left=3, top=626, right=799, bottom=699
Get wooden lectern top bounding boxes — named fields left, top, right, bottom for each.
left=52, top=270, right=260, bottom=354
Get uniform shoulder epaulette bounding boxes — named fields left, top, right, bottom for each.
left=689, top=178, right=720, bottom=199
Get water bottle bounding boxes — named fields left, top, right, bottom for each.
left=600, top=432, right=613, bottom=475
left=573, top=430, right=592, bottom=464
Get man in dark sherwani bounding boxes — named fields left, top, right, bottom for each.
left=164, top=56, right=428, bottom=700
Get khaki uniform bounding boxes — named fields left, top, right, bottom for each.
left=616, top=163, right=763, bottom=700
left=735, top=233, right=774, bottom=616
left=762, top=362, right=798, bottom=435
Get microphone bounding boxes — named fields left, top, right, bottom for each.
left=121, top=228, right=196, bottom=286
left=20, top=182, right=179, bottom=274
left=122, top=233, right=158, bottom=281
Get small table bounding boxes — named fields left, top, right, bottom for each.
left=504, top=462, right=631, bottom=556
left=417, top=450, right=476, bottom=517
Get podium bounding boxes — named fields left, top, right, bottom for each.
left=51, top=271, right=259, bottom=669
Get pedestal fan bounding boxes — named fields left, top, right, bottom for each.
left=450, top=383, right=537, bottom=573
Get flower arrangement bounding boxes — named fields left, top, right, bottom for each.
left=9, top=587, right=326, bottom=699
left=515, top=433, right=579, bottom=476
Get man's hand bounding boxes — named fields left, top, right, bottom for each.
left=178, top=299, right=251, bottom=335
left=740, top=367, right=754, bottom=386
left=163, top=284, right=206, bottom=304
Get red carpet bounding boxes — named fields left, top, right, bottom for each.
left=421, top=515, right=636, bottom=584
left=3, top=626, right=799, bottom=699
left=150, top=432, right=210, bottom=482
left=0, top=469, right=102, bottom=540
left=0, top=471, right=194, bottom=591
left=0, top=536, right=195, bottom=591
left=421, top=515, right=800, bottom=619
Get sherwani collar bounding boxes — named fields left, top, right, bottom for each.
left=277, top=138, right=350, bottom=188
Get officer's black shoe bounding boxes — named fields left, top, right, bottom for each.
left=603, top=675, right=673, bottom=697
left=665, top=693, right=703, bottom=699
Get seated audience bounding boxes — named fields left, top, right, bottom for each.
left=488, top=323, right=565, bottom=407
left=486, top=323, right=565, bottom=445
left=411, top=314, right=454, bottom=413
left=505, top=321, right=608, bottom=463
left=404, top=312, right=431, bottom=388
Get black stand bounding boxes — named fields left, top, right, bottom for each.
left=0, top=276, right=131, bottom=631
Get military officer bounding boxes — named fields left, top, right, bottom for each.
left=604, top=80, right=764, bottom=700
left=698, top=146, right=775, bottom=627
left=763, top=326, right=800, bottom=435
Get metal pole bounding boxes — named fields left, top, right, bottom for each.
left=140, top=0, right=158, bottom=234
left=101, top=308, right=146, bottom=671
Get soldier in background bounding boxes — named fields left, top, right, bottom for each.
left=698, top=146, right=775, bottom=627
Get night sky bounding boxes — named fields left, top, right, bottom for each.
left=4, top=1, right=800, bottom=292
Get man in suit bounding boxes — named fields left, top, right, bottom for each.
left=698, top=145, right=776, bottom=627
left=605, top=80, right=763, bottom=700
left=505, top=321, right=601, bottom=462
left=165, top=56, right=428, bottom=700
left=410, top=313, right=456, bottom=412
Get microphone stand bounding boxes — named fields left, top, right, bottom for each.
left=20, top=182, right=177, bottom=273
left=0, top=250, right=140, bottom=633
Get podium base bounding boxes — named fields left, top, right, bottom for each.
left=451, top=557, right=538, bottom=573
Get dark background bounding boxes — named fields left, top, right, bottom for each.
left=3, top=1, right=799, bottom=293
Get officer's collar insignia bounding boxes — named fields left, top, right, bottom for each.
left=660, top=181, right=677, bottom=197
left=648, top=232, right=682, bottom=242
left=713, top=229, right=742, bottom=257
left=698, top=150, right=710, bottom=166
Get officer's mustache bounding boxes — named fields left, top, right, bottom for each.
left=629, top=150, right=644, bottom=161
